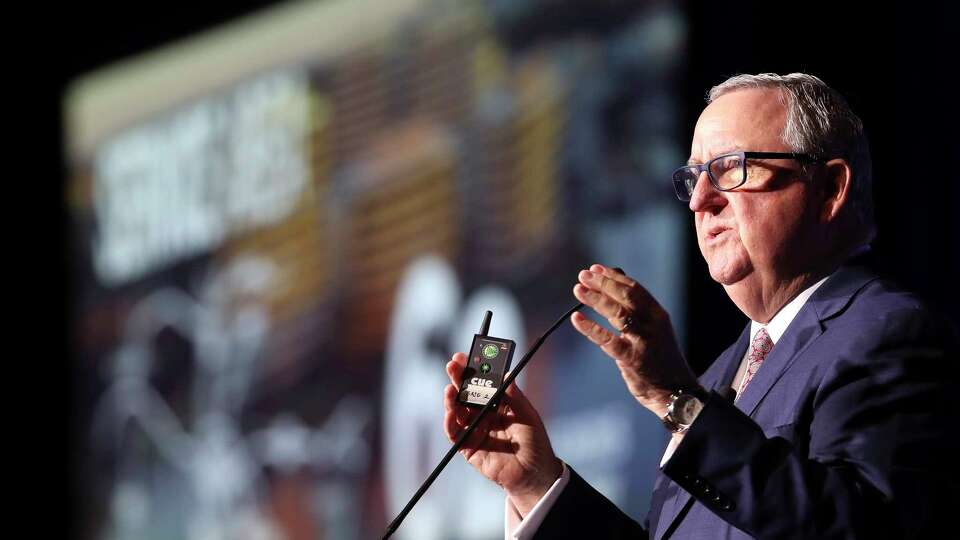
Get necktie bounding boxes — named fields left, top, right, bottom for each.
left=738, top=327, right=773, bottom=397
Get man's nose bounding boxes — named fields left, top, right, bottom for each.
left=688, top=172, right=727, bottom=213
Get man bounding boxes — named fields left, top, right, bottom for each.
left=442, top=73, right=958, bottom=539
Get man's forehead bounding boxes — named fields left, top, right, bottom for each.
left=689, top=88, right=787, bottom=160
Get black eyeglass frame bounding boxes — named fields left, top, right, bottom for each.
left=672, top=151, right=821, bottom=201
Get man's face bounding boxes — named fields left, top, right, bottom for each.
left=689, top=88, right=822, bottom=287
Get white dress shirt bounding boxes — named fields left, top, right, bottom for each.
left=505, top=274, right=831, bottom=539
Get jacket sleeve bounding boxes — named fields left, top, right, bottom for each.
left=532, top=466, right=648, bottom=539
left=662, top=307, right=959, bottom=539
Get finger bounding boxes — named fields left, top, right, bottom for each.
left=577, top=269, right=637, bottom=312
left=455, top=410, right=473, bottom=428
left=570, top=310, right=618, bottom=347
left=574, top=282, right=632, bottom=329
left=444, top=408, right=458, bottom=442
left=445, top=396, right=474, bottom=440
left=446, top=406, right=497, bottom=446
left=449, top=396, right=483, bottom=427
left=447, top=378, right=516, bottom=428
left=444, top=384, right=459, bottom=412
left=570, top=311, right=635, bottom=360
left=445, top=383, right=481, bottom=428
left=591, top=264, right=658, bottom=307
left=446, top=352, right=468, bottom=387
left=445, top=410, right=482, bottom=445
left=445, top=412, right=516, bottom=454
left=590, top=263, right=634, bottom=283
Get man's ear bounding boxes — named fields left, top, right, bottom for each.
left=819, top=158, right=853, bottom=223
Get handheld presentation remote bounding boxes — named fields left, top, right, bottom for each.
left=457, top=311, right=515, bottom=408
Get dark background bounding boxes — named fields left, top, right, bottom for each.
left=46, top=0, right=955, bottom=535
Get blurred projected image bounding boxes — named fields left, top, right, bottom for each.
left=66, top=0, right=687, bottom=538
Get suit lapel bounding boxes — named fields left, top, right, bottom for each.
left=717, top=324, right=751, bottom=391
left=734, top=305, right=823, bottom=415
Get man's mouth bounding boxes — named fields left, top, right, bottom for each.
left=706, top=226, right=731, bottom=241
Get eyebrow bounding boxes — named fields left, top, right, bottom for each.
left=686, top=145, right=744, bottom=166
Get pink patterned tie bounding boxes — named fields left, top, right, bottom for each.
left=739, top=327, right=773, bottom=396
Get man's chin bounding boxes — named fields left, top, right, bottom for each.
left=707, top=261, right=752, bottom=286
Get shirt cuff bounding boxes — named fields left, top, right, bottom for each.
left=659, top=433, right=685, bottom=468
left=504, top=461, right=570, bottom=540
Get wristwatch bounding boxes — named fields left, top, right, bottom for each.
left=661, top=387, right=709, bottom=433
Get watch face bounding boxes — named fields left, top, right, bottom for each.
left=674, top=394, right=704, bottom=425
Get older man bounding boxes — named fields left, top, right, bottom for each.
left=442, top=73, right=957, bottom=539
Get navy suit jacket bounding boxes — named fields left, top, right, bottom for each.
left=533, top=264, right=959, bottom=539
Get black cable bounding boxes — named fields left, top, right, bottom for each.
left=381, top=302, right=584, bottom=540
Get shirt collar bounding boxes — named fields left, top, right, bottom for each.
left=749, top=274, right=831, bottom=345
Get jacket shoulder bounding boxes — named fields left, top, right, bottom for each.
left=823, top=276, right=955, bottom=342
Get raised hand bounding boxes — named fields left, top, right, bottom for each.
left=571, top=264, right=700, bottom=417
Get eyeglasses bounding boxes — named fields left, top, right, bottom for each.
left=672, top=151, right=820, bottom=201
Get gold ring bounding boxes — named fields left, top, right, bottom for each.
left=620, top=314, right=636, bottom=334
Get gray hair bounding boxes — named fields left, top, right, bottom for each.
left=708, top=73, right=875, bottom=243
